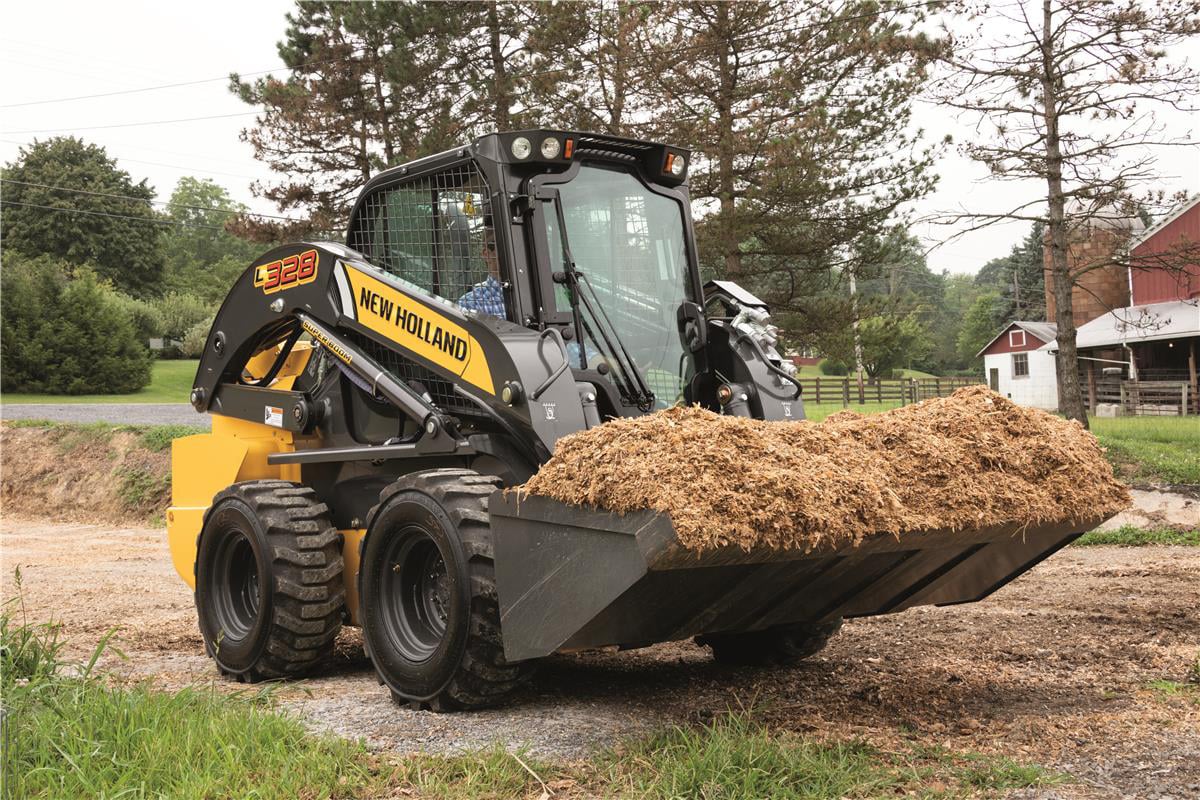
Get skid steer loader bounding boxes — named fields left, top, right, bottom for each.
left=168, top=130, right=1114, bottom=711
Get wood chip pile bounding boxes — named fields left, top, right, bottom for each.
left=518, top=386, right=1130, bottom=553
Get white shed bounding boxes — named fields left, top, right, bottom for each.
left=977, top=321, right=1059, bottom=410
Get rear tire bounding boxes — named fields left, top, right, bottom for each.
left=358, top=468, right=533, bottom=712
left=195, top=480, right=345, bottom=682
left=697, top=619, right=843, bottom=667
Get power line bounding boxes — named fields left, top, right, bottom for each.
left=0, top=178, right=304, bottom=223
left=3, top=3, right=931, bottom=122
left=0, top=54, right=352, bottom=109
left=0, top=111, right=261, bottom=136
left=0, top=199, right=228, bottom=230
left=0, top=140, right=258, bottom=180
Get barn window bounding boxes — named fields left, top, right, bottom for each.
left=1012, top=352, right=1029, bottom=378
left=1009, top=329, right=1026, bottom=348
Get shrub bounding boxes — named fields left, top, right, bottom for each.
left=114, top=293, right=167, bottom=350
left=818, top=358, right=849, bottom=376
left=152, top=292, right=214, bottom=356
left=180, top=316, right=215, bottom=358
left=1, top=255, right=153, bottom=394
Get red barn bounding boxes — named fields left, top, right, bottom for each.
left=1073, top=196, right=1200, bottom=414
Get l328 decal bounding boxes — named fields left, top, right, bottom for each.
left=255, top=249, right=318, bottom=294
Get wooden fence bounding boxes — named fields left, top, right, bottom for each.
left=797, top=376, right=981, bottom=408
left=1090, top=379, right=1193, bottom=416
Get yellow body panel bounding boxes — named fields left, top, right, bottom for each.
left=341, top=528, right=366, bottom=625
left=166, top=415, right=299, bottom=588
left=243, top=341, right=313, bottom=390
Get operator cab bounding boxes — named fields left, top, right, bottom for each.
left=345, top=130, right=703, bottom=415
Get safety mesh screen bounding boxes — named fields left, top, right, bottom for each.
left=341, top=329, right=479, bottom=416
left=347, top=163, right=504, bottom=317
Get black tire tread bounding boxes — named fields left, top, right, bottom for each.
left=197, top=480, right=345, bottom=682
left=365, top=468, right=533, bottom=711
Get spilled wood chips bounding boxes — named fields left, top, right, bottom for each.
left=519, top=386, right=1131, bottom=552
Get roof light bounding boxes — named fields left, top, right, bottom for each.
left=511, top=137, right=532, bottom=159
left=564, top=138, right=574, bottom=158
left=540, top=137, right=561, bottom=159
left=666, top=153, right=686, bottom=176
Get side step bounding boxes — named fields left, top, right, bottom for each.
left=488, top=491, right=1109, bottom=663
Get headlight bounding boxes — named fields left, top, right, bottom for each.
left=540, top=137, right=561, bottom=159
left=669, top=154, right=686, bottom=176
left=511, top=137, right=532, bottom=159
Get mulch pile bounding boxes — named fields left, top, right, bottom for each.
left=518, top=386, right=1131, bottom=553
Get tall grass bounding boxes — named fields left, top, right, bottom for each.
left=1, top=569, right=372, bottom=800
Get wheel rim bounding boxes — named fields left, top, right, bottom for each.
left=212, top=529, right=260, bottom=641
left=380, top=525, right=451, bottom=662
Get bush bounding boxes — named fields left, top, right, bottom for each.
left=152, top=292, right=214, bottom=356
left=180, top=316, right=215, bottom=358
left=1, top=255, right=153, bottom=394
left=114, top=293, right=167, bottom=350
left=818, top=358, right=849, bottom=376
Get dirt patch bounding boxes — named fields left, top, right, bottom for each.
left=2, top=518, right=1196, bottom=799
left=0, top=423, right=170, bottom=523
left=1097, top=488, right=1200, bottom=532
left=521, top=387, right=1131, bottom=552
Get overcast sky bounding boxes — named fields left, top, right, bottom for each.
left=2, top=0, right=1197, bottom=276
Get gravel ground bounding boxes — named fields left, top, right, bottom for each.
left=0, top=403, right=208, bottom=428
left=2, top=519, right=1197, bottom=799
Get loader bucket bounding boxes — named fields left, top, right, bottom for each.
left=488, top=491, right=1111, bottom=663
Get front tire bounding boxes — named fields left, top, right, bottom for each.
left=697, top=619, right=843, bottom=667
left=195, top=480, right=345, bottom=682
left=358, top=469, right=533, bottom=711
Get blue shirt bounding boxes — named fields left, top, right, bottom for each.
left=457, top=275, right=506, bottom=318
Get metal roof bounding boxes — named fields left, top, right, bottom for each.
left=1040, top=299, right=1200, bottom=350
left=975, top=321, right=1058, bottom=358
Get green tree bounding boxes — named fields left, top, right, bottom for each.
left=230, top=2, right=469, bottom=236
left=635, top=1, right=943, bottom=305
left=974, top=223, right=1046, bottom=323
left=1, top=138, right=164, bottom=297
left=932, top=273, right=985, bottom=372
left=956, top=291, right=1004, bottom=367
left=161, top=177, right=260, bottom=302
left=815, top=307, right=933, bottom=379
left=1, top=254, right=153, bottom=394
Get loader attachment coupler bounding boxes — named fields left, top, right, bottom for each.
left=489, top=492, right=1103, bottom=662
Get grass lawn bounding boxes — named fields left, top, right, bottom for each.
left=1076, top=525, right=1199, bottom=546
left=1090, top=415, right=1200, bottom=485
left=1, top=359, right=198, bottom=404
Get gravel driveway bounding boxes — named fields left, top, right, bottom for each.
left=3, top=518, right=1197, bottom=798
left=0, top=403, right=208, bottom=428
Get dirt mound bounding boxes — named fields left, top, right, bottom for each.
left=1, top=423, right=170, bottom=523
left=520, top=387, right=1131, bottom=552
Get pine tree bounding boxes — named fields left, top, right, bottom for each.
left=626, top=1, right=943, bottom=335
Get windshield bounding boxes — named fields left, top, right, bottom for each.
left=543, top=165, right=695, bottom=407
